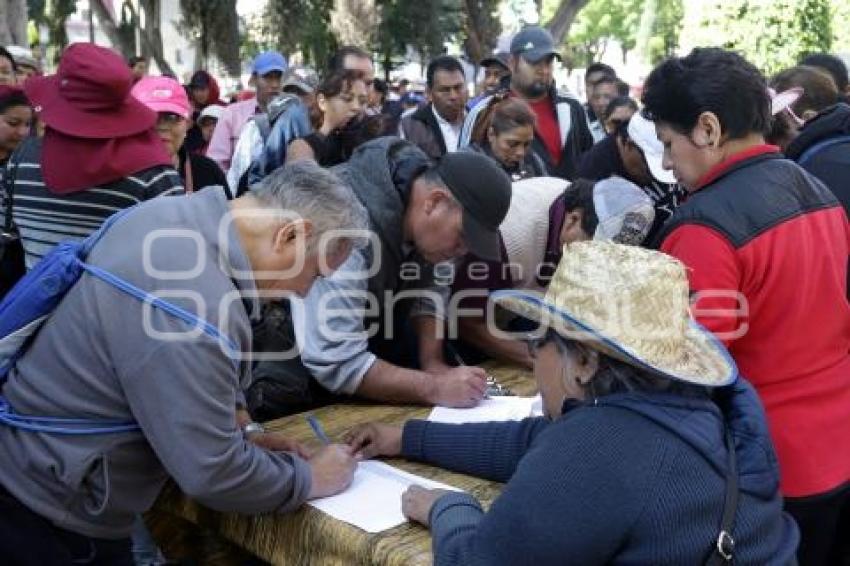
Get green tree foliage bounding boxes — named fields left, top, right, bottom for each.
left=461, top=0, right=502, bottom=65
left=249, top=0, right=336, bottom=68
left=832, top=0, right=850, bottom=54
left=566, top=0, right=681, bottom=66
left=375, top=0, right=462, bottom=74
left=684, top=0, right=832, bottom=75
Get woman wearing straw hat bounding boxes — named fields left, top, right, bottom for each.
left=347, top=241, right=798, bottom=565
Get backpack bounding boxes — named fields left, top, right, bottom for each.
left=0, top=206, right=237, bottom=435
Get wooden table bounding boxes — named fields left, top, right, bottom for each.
left=150, top=363, right=536, bottom=565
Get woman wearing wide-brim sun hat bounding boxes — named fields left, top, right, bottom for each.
left=346, top=241, right=799, bottom=566
left=9, top=42, right=184, bottom=270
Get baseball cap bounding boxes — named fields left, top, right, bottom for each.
left=434, top=152, right=512, bottom=260
left=480, top=52, right=510, bottom=70
left=282, top=66, right=320, bottom=94
left=130, top=75, right=191, bottom=119
left=592, top=177, right=656, bottom=245
left=627, top=113, right=676, bottom=184
left=197, top=104, right=224, bottom=124
left=510, top=26, right=561, bottom=64
left=252, top=51, right=287, bottom=76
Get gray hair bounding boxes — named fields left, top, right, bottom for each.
left=251, top=160, right=370, bottom=256
left=549, top=331, right=709, bottom=400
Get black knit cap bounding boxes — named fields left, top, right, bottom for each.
left=435, top=152, right=512, bottom=261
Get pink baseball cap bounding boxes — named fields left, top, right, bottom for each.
left=131, top=76, right=191, bottom=119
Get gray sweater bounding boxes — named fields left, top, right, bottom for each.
left=0, top=188, right=311, bottom=539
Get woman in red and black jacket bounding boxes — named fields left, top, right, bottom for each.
left=642, top=47, right=850, bottom=566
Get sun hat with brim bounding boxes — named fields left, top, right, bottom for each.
left=24, top=43, right=156, bottom=139
left=628, top=112, right=676, bottom=184
left=493, top=240, right=737, bottom=387
left=131, top=75, right=191, bottom=119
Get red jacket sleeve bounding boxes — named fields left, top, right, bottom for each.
left=661, top=224, right=746, bottom=346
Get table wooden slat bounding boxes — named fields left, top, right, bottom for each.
left=152, top=363, right=535, bottom=565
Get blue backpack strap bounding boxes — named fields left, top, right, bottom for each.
left=79, top=260, right=240, bottom=357
left=0, top=206, right=240, bottom=435
left=798, top=135, right=850, bottom=166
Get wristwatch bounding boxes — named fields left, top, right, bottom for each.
left=242, top=422, right=265, bottom=436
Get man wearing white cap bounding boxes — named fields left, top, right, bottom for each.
left=436, top=176, right=655, bottom=369
left=577, top=113, right=687, bottom=243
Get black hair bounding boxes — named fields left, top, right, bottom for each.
left=586, top=62, right=616, bottom=82
left=399, top=78, right=410, bottom=87
left=561, top=178, right=598, bottom=235
left=616, top=78, right=630, bottom=97
left=309, top=68, right=367, bottom=128
left=426, top=55, right=465, bottom=89
left=603, top=96, right=638, bottom=122
left=128, top=55, right=146, bottom=67
left=372, top=77, right=388, bottom=96
left=641, top=47, right=770, bottom=139
left=799, top=53, right=849, bottom=92
left=328, top=46, right=371, bottom=73
left=0, top=89, right=29, bottom=114
left=546, top=331, right=710, bottom=399
left=771, top=65, right=839, bottom=115
left=0, top=47, right=18, bottom=72
left=593, top=75, right=618, bottom=88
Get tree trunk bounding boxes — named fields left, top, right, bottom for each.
left=0, top=0, right=28, bottom=46
left=91, top=0, right=135, bottom=56
left=545, top=0, right=591, bottom=46
left=139, top=0, right=175, bottom=77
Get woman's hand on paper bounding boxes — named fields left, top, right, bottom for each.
left=344, top=422, right=403, bottom=459
left=402, top=485, right=452, bottom=527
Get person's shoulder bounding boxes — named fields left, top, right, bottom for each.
left=125, top=165, right=184, bottom=196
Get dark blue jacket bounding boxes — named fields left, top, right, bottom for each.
left=401, top=378, right=798, bottom=565
left=785, top=103, right=850, bottom=219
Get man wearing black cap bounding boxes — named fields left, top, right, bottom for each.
left=480, top=52, right=510, bottom=94
left=461, top=26, right=593, bottom=180
left=247, top=137, right=513, bottom=419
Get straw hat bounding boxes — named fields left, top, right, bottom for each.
left=493, top=241, right=737, bottom=387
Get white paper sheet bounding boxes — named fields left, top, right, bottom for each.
left=427, top=395, right=543, bottom=424
left=307, top=460, right=460, bottom=533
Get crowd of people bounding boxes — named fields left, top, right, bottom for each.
left=0, top=25, right=848, bottom=566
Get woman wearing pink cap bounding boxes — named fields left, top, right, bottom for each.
left=131, top=76, right=229, bottom=197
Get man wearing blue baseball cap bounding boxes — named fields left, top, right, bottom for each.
left=208, top=50, right=287, bottom=171
left=460, top=26, right=593, bottom=181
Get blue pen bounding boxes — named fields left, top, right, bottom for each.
left=307, top=414, right=330, bottom=445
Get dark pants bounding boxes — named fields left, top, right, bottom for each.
left=0, top=484, right=133, bottom=566
left=785, top=481, right=850, bottom=566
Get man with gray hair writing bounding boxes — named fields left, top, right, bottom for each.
left=0, top=161, right=368, bottom=563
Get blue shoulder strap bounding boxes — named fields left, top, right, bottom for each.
left=0, top=208, right=240, bottom=435
left=798, top=135, right=850, bottom=166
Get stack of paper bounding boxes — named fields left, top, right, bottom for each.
left=308, top=460, right=460, bottom=533
left=427, top=395, right=543, bottom=424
